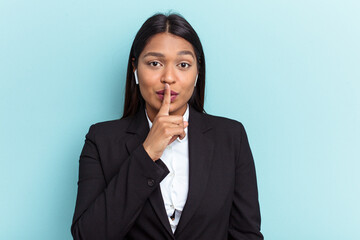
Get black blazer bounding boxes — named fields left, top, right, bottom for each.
left=71, top=105, right=263, bottom=240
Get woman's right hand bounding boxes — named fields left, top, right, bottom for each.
left=143, top=83, right=188, bottom=161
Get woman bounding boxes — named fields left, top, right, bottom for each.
left=71, top=12, right=263, bottom=240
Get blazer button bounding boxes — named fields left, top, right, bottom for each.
left=147, top=179, right=155, bottom=187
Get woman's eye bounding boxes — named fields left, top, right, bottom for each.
left=149, top=61, right=161, bottom=67
left=179, top=62, right=191, bottom=68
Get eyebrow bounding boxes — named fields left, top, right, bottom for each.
left=142, top=50, right=195, bottom=59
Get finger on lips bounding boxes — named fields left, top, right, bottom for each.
left=158, top=83, right=171, bottom=116
left=156, top=83, right=188, bottom=145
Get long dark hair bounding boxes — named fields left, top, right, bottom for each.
left=122, top=12, right=206, bottom=118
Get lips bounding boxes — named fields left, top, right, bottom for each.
left=155, top=90, right=179, bottom=96
left=156, top=90, right=179, bottom=102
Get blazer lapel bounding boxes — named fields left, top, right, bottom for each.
left=125, top=105, right=149, bottom=154
left=175, top=106, right=214, bottom=236
left=125, top=105, right=174, bottom=237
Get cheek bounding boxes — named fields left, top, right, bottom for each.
left=138, top=75, right=157, bottom=95
left=138, top=83, right=153, bottom=102
left=183, top=83, right=195, bottom=100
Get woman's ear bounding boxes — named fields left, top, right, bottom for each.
left=131, top=57, right=136, bottom=72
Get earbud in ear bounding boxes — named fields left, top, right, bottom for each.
left=194, top=74, right=198, bottom=87
left=134, top=69, right=139, bottom=84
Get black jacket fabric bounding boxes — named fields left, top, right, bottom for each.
left=71, top=105, right=263, bottom=240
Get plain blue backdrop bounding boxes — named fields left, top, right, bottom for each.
left=1, top=0, right=359, bottom=239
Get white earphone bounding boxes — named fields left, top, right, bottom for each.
left=134, top=69, right=139, bottom=84
left=194, top=74, right=198, bottom=86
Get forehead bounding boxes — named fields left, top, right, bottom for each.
left=141, top=32, right=195, bottom=57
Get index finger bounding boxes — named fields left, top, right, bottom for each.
left=157, top=83, right=171, bottom=116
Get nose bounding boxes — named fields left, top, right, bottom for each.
left=160, top=66, right=176, bottom=85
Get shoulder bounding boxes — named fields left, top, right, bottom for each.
left=201, top=112, right=246, bottom=135
left=198, top=112, right=252, bottom=161
left=85, top=115, right=135, bottom=138
left=200, top=113, right=253, bottom=161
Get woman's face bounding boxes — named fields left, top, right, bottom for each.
left=134, top=32, right=198, bottom=120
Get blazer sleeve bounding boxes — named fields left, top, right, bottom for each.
left=228, top=123, right=264, bottom=240
left=71, top=124, right=169, bottom=240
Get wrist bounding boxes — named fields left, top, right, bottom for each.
left=143, top=143, right=157, bottom=162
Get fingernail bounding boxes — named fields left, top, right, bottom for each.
left=165, top=83, right=169, bottom=89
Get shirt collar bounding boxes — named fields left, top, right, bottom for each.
left=145, top=104, right=189, bottom=143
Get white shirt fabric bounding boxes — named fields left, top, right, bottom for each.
left=145, top=104, right=189, bottom=233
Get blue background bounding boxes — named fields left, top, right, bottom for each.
left=1, top=0, right=359, bottom=239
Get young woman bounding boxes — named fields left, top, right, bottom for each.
left=71, top=12, right=264, bottom=240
